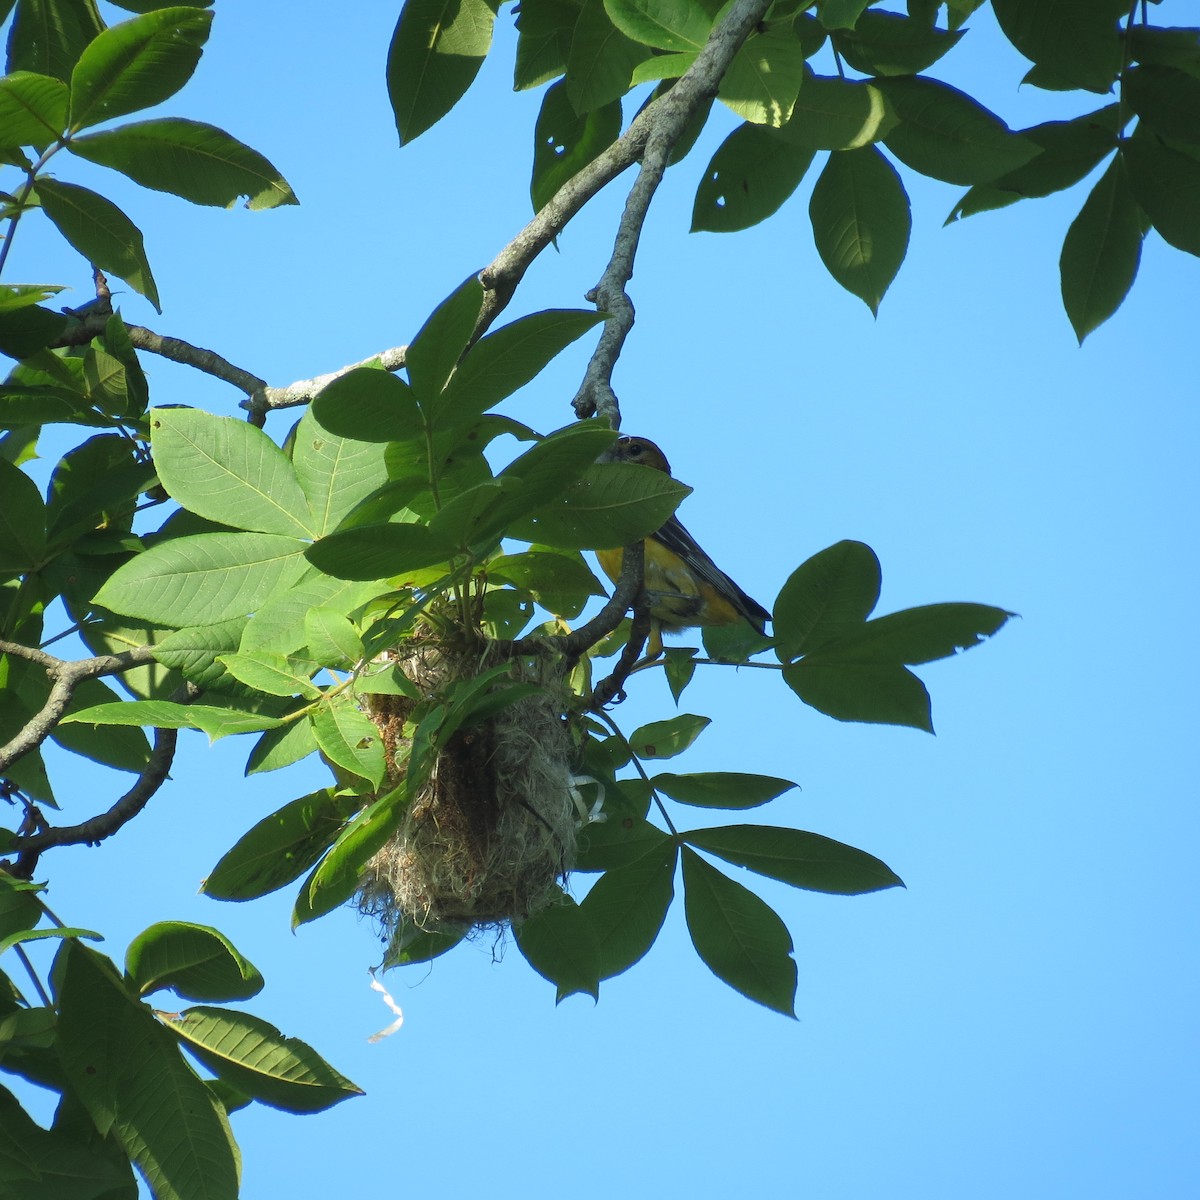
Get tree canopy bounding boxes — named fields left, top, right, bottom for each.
left=1, top=1, right=1197, bottom=1197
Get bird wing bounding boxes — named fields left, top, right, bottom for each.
left=652, top=515, right=771, bottom=630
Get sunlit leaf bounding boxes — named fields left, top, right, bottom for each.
left=69, top=118, right=297, bottom=209
left=36, top=179, right=160, bottom=311
left=125, top=921, right=264, bottom=1001
left=150, top=407, right=313, bottom=537
left=68, top=6, right=212, bottom=130
left=202, top=790, right=359, bottom=901
left=166, top=1005, right=363, bottom=1113
left=56, top=942, right=239, bottom=1200
left=387, top=0, right=500, bottom=143
left=93, top=531, right=309, bottom=625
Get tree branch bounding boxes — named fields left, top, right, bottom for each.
left=572, top=0, right=773, bottom=422
left=8, top=720, right=184, bottom=879
left=492, top=539, right=644, bottom=664
left=241, top=345, right=408, bottom=423
left=0, top=640, right=158, bottom=771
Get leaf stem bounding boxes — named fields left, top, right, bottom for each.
left=12, top=944, right=51, bottom=1008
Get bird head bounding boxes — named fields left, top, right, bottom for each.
left=599, top=434, right=672, bottom=475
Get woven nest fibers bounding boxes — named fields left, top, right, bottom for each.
left=355, top=640, right=578, bottom=948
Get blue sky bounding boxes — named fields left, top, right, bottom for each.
left=5, top=3, right=1199, bottom=1197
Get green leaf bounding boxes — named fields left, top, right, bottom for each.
left=387, top=0, right=500, bottom=143
left=1061, top=154, right=1145, bottom=343
left=681, top=847, right=796, bottom=1015
left=652, top=771, right=796, bottom=809
left=574, top=791, right=668, bottom=871
left=305, top=522, right=456, bottom=581
left=149, top=407, right=313, bottom=537
left=56, top=942, right=239, bottom=1200
left=662, top=645, right=696, bottom=701
left=1122, top=136, right=1200, bottom=257
left=0, top=457, right=46, bottom=572
left=777, top=72, right=897, bottom=151
left=489, top=547, right=606, bottom=619
left=93, top=531, right=309, bottom=625
left=833, top=9, right=963, bottom=76
left=810, top=602, right=1012, bottom=665
left=0, top=71, right=68, bottom=147
left=809, top=145, right=910, bottom=315
left=67, top=6, right=212, bottom=130
left=990, top=0, right=1122, bottom=94
left=479, top=422, right=617, bottom=535
left=404, top=275, right=485, bottom=402
left=0, top=875, right=43, bottom=943
left=566, top=0, right=653, bottom=113
left=0, top=1084, right=134, bottom=1200
left=166, top=1005, right=362, bottom=1113
left=202, top=789, right=358, bottom=901
left=240, top=576, right=381, bottom=656
left=879, top=76, right=1039, bottom=185
left=35, top=179, right=160, bottom=311
left=531, top=81, right=621, bottom=213
left=691, top=122, right=815, bottom=232
left=125, top=921, right=263, bottom=1002
left=773, top=539, right=880, bottom=660
left=244, top=716, right=320, bottom=775
left=819, top=0, right=872, bottom=30
left=718, top=22, right=808, bottom=127
left=434, top=308, right=605, bottom=430
left=7, top=0, right=104, bottom=83
left=61, top=699, right=283, bottom=739
left=295, top=786, right=407, bottom=926
left=310, top=699, right=385, bottom=788
left=0, top=282, right=67, bottom=313
left=383, top=918, right=467, bottom=966
left=578, top=840, right=677, bottom=979
left=309, top=367, right=423, bottom=444
left=683, top=824, right=904, bottom=894
left=50, top=676, right=153, bottom=772
left=514, top=893, right=601, bottom=1001
left=514, top=0, right=581, bottom=90
left=1124, top=65, right=1200, bottom=148
left=1127, top=25, right=1200, bottom=78
left=602, top=0, right=710, bottom=52
left=628, top=713, right=709, bottom=759
left=68, top=118, right=297, bottom=209
left=153, top=618, right=247, bottom=692
left=508, top=461, right=689, bottom=549
left=948, top=106, right=1120, bottom=220
left=0, top=925, right=102, bottom=957
left=783, top=658, right=933, bottom=731
left=217, top=652, right=321, bottom=699
left=630, top=49, right=695, bottom=84
left=304, top=607, right=364, bottom=667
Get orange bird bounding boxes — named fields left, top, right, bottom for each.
left=596, top=435, right=771, bottom=656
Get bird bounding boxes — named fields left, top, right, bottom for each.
left=595, top=435, right=771, bottom=657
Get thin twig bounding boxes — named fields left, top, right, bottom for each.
left=9, top=714, right=188, bottom=879
left=571, top=0, right=773, bottom=422
left=242, top=345, right=408, bottom=422
left=492, top=540, right=644, bottom=663
left=0, top=640, right=158, bottom=771
left=589, top=587, right=651, bottom=710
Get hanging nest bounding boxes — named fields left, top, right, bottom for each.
left=354, top=634, right=578, bottom=955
